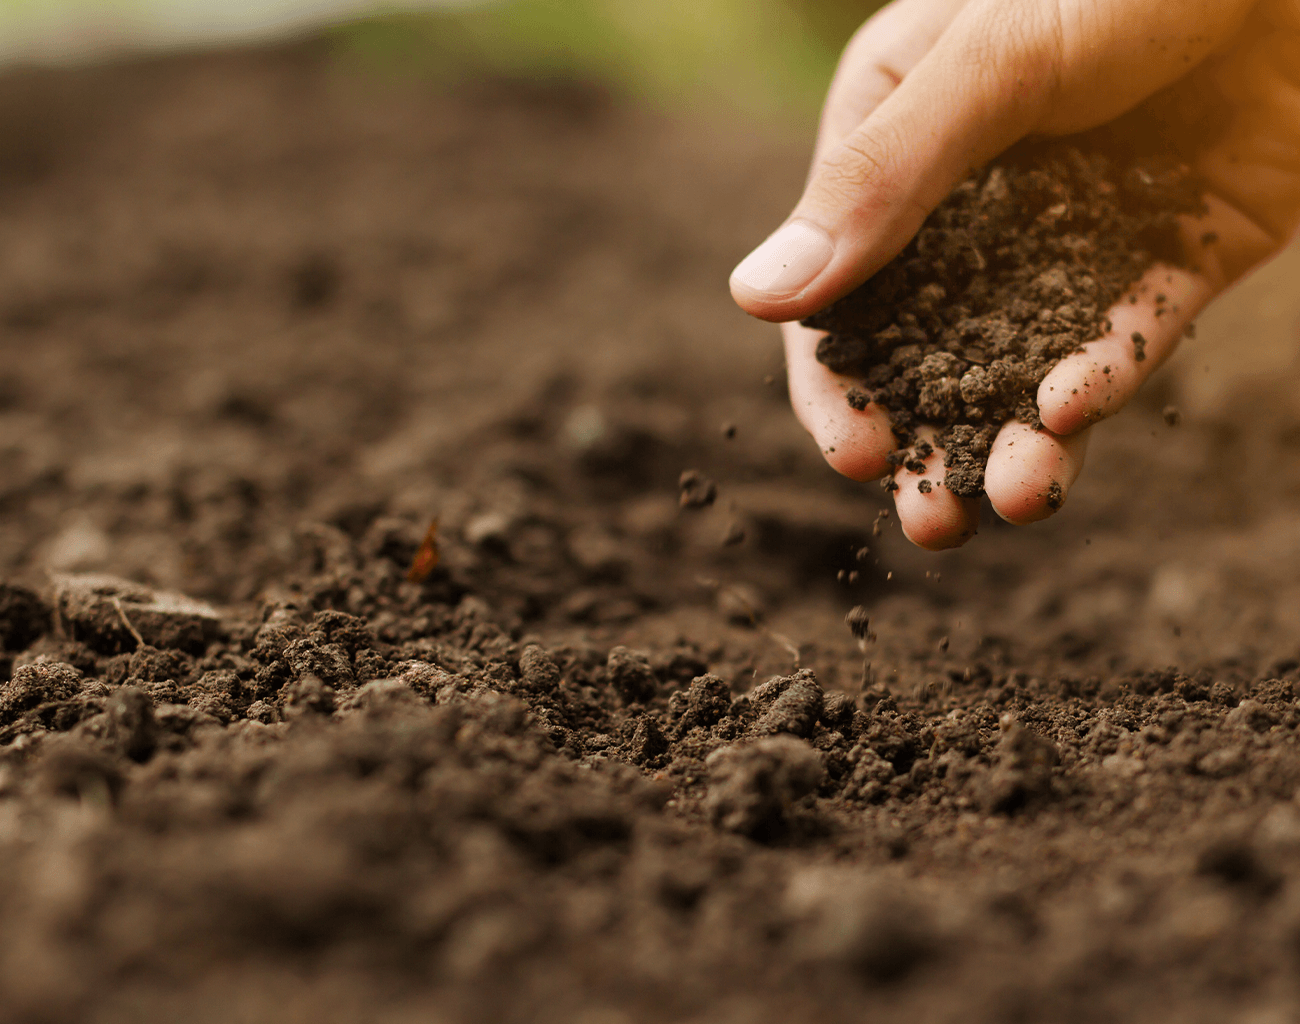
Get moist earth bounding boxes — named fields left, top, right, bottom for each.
left=810, top=135, right=1204, bottom=496
left=2, top=44, right=1300, bottom=1024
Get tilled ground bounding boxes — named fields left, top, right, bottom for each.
left=4, top=43, right=1300, bottom=1024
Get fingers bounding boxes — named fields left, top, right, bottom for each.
left=811, top=0, right=974, bottom=166
left=731, top=0, right=1255, bottom=324
left=782, top=322, right=895, bottom=481
left=894, top=422, right=1086, bottom=546
left=1038, top=265, right=1215, bottom=435
left=785, top=323, right=977, bottom=548
left=984, top=422, right=1090, bottom=524
left=891, top=427, right=980, bottom=550
left=786, top=322, right=977, bottom=550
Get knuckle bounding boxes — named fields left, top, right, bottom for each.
left=809, top=122, right=903, bottom=210
left=951, top=0, right=1067, bottom=104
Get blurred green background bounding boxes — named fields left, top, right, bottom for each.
left=0, top=0, right=884, bottom=120
left=331, top=0, right=880, bottom=119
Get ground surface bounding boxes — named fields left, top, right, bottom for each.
left=3, top=45, right=1300, bottom=1024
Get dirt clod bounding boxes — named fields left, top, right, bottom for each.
left=679, top=469, right=718, bottom=508
left=846, top=606, right=871, bottom=640
left=607, top=645, right=658, bottom=703
left=705, top=735, right=825, bottom=838
left=981, top=720, right=1060, bottom=814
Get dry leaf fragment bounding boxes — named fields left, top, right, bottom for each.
left=406, top=520, right=440, bottom=583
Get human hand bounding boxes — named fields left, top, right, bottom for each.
left=730, top=0, right=1300, bottom=549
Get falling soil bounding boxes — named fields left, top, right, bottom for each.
left=810, top=135, right=1204, bottom=496
left=3, top=43, right=1300, bottom=1024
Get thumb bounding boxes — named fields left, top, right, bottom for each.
left=730, top=0, right=1255, bottom=324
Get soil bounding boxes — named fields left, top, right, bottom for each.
left=810, top=135, right=1204, bottom=496
left=3, top=43, right=1300, bottom=1024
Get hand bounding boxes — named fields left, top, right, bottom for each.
left=730, top=0, right=1300, bottom=549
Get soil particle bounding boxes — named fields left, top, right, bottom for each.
left=519, top=643, right=563, bottom=692
left=704, top=735, right=825, bottom=838
left=671, top=673, right=733, bottom=737
left=1045, top=480, right=1064, bottom=511
left=0, top=659, right=84, bottom=723
left=753, top=669, right=824, bottom=738
left=809, top=135, right=1202, bottom=495
left=52, top=573, right=222, bottom=655
left=100, top=686, right=159, bottom=762
left=939, top=425, right=998, bottom=496
left=606, top=646, right=658, bottom=703
left=1131, top=330, right=1147, bottom=361
left=845, top=606, right=871, bottom=640
left=678, top=469, right=718, bottom=509
left=981, top=719, right=1060, bottom=813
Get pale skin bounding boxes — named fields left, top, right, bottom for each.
left=730, top=0, right=1300, bottom=549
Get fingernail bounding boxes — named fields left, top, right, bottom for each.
left=730, top=221, right=833, bottom=299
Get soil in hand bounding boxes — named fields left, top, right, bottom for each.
left=809, top=133, right=1203, bottom=496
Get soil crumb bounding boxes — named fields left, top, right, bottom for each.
left=845, top=605, right=870, bottom=640
left=679, top=469, right=718, bottom=508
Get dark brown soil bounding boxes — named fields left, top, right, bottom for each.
left=810, top=137, right=1203, bottom=496
left=3, top=44, right=1300, bottom=1024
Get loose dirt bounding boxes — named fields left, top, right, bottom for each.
left=2, top=44, right=1300, bottom=1024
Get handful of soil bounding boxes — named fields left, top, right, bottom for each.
left=808, top=132, right=1204, bottom=497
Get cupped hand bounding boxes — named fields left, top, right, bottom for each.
left=732, top=0, right=1300, bottom=549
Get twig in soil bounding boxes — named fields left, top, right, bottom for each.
left=111, top=596, right=146, bottom=649
left=406, top=520, right=440, bottom=583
